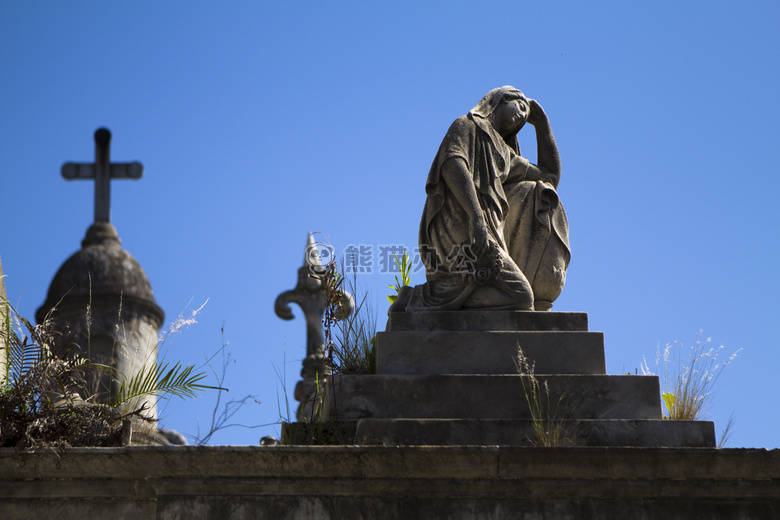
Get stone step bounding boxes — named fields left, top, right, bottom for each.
left=375, top=331, right=606, bottom=375
left=353, top=418, right=716, bottom=448
left=327, top=374, right=662, bottom=421
left=386, top=310, right=589, bottom=332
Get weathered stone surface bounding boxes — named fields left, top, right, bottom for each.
left=36, top=223, right=164, bottom=420
left=0, top=255, right=7, bottom=384
left=354, top=418, right=716, bottom=448
left=36, top=222, right=163, bottom=324
left=0, top=255, right=6, bottom=301
left=326, top=374, right=662, bottom=421
left=2, top=446, right=779, bottom=519
left=375, top=331, right=606, bottom=375
left=329, top=308, right=715, bottom=448
left=386, top=310, right=588, bottom=332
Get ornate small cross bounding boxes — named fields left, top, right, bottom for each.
left=61, top=128, right=143, bottom=223
left=275, top=234, right=354, bottom=421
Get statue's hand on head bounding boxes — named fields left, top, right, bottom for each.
left=525, top=98, right=546, bottom=127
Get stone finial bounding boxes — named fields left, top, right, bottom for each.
left=275, top=234, right=330, bottom=360
left=275, top=234, right=353, bottom=421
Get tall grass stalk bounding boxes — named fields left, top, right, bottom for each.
left=113, top=298, right=223, bottom=421
left=316, top=260, right=375, bottom=375
left=274, top=348, right=334, bottom=445
left=717, top=413, right=735, bottom=448
left=189, top=329, right=262, bottom=445
left=273, top=347, right=293, bottom=443
left=331, top=269, right=376, bottom=375
left=153, top=306, right=264, bottom=445
left=515, top=347, right=573, bottom=447
left=1, top=276, right=11, bottom=386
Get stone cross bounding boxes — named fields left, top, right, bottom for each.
left=61, top=128, right=143, bottom=224
left=275, top=234, right=353, bottom=421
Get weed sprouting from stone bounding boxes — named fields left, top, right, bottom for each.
left=0, top=302, right=220, bottom=448
left=515, top=346, right=574, bottom=447
left=641, top=331, right=740, bottom=422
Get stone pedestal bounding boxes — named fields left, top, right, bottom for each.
left=311, top=311, right=715, bottom=447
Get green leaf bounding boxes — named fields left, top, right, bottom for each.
left=662, top=392, right=676, bottom=415
left=386, top=249, right=413, bottom=305
left=399, top=250, right=412, bottom=286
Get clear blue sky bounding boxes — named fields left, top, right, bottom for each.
left=2, top=2, right=778, bottom=447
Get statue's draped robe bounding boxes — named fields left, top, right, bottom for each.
left=408, top=112, right=570, bottom=311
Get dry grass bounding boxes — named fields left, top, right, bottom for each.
left=318, top=261, right=376, bottom=376
left=641, top=332, right=740, bottom=422
left=0, top=305, right=133, bottom=448
left=0, top=301, right=219, bottom=448
left=331, top=274, right=376, bottom=376
left=515, top=346, right=574, bottom=447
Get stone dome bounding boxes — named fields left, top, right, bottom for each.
left=36, top=223, right=164, bottom=325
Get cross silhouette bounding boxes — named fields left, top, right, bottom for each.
left=61, top=128, right=143, bottom=224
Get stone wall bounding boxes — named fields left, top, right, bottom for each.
left=2, top=446, right=779, bottom=519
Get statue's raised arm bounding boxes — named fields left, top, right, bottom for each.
left=522, top=98, right=561, bottom=188
left=395, top=86, right=571, bottom=313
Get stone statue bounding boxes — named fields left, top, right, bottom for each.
left=399, top=86, right=570, bottom=312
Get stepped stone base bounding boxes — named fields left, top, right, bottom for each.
left=312, top=310, right=716, bottom=448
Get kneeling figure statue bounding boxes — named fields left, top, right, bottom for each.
left=399, top=86, right=570, bottom=312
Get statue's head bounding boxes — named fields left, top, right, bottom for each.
left=470, top=86, right=524, bottom=120
left=492, top=92, right=529, bottom=136
left=470, top=86, right=527, bottom=148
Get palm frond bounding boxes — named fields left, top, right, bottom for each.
left=3, top=309, right=44, bottom=386
left=111, top=360, right=221, bottom=407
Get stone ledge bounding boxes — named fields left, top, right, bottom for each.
left=327, top=374, right=663, bottom=421
left=1, top=447, right=779, bottom=519
left=375, top=331, right=606, bottom=375
left=353, top=418, right=715, bottom=447
left=4, top=446, right=779, bottom=480
left=386, top=310, right=589, bottom=332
